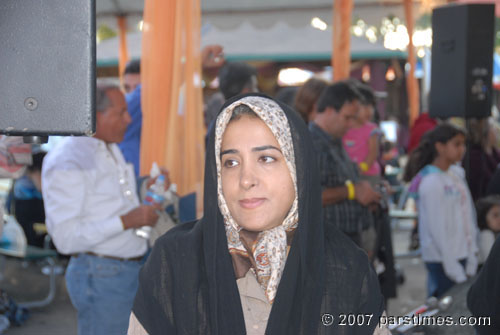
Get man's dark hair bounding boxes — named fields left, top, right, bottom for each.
left=316, top=81, right=362, bottom=114
left=124, top=59, right=140, bottom=75
left=218, top=62, right=257, bottom=100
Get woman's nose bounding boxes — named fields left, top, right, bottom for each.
left=240, top=164, right=258, bottom=190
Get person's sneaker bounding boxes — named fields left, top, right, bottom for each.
left=41, top=265, right=64, bottom=276
left=409, top=230, right=420, bottom=251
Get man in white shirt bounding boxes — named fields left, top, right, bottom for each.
left=42, top=83, right=161, bottom=335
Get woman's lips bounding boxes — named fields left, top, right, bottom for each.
left=239, top=198, right=266, bottom=209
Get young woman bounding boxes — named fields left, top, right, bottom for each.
left=342, top=83, right=381, bottom=182
left=129, top=94, right=387, bottom=334
left=405, top=123, right=478, bottom=298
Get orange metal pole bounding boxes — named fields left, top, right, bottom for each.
left=117, top=16, right=129, bottom=83
left=332, top=0, right=354, bottom=81
left=141, top=0, right=205, bottom=216
left=404, top=0, right=421, bottom=126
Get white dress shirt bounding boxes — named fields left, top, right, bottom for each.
left=42, top=137, right=147, bottom=258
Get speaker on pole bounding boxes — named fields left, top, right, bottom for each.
left=429, top=3, right=494, bottom=119
left=0, top=0, right=96, bottom=141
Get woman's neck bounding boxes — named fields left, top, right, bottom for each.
left=352, top=119, right=365, bottom=127
left=432, top=156, right=453, bottom=172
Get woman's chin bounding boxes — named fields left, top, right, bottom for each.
left=236, top=217, right=280, bottom=232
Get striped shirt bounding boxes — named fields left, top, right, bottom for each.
left=308, top=122, right=373, bottom=234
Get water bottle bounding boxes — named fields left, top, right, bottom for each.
left=135, top=175, right=166, bottom=239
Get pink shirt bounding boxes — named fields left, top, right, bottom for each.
left=343, top=122, right=381, bottom=176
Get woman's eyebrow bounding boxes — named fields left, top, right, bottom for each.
left=220, top=146, right=282, bottom=159
left=220, top=149, right=238, bottom=159
left=252, top=145, right=282, bottom=153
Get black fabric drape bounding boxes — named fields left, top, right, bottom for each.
left=467, top=236, right=500, bottom=334
left=132, top=93, right=384, bottom=334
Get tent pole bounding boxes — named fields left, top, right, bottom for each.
left=404, top=0, right=420, bottom=126
left=332, top=0, right=353, bottom=81
left=117, top=15, right=129, bottom=84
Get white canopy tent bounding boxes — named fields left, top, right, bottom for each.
left=96, top=0, right=425, bottom=66
left=96, top=0, right=425, bottom=28
left=97, top=22, right=406, bottom=66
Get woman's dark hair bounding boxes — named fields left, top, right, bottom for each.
left=228, top=104, right=258, bottom=122
left=476, top=195, right=500, bottom=231
left=403, top=123, right=466, bottom=182
left=27, top=151, right=46, bottom=173
left=293, top=78, right=328, bottom=123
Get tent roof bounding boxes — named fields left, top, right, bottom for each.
left=96, top=0, right=418, bottom=66
left=96, top=0, right=425, bottom=30
left=96, top=0, right=143, bottom=17
left=96, top=0, right=420, bottom=16
left=97, top=21, right=406, bottom=67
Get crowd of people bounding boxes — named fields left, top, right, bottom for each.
left=1, top=56, right=500, bottom=334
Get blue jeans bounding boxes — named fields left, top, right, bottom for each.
left=65, top=253, right=145, bottom=335
left=425, top=259, right=466, bottom=298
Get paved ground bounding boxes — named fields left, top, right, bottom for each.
left=1, top=259, right=76, bottom=335
left=388, top=222, right=427, bottom=316
left=0, top=220, right=474, bottom=335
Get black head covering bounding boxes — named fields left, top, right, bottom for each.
left=132, top=93, right=384, bottom=334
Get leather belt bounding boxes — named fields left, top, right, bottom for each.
left=72, top=252, right=143, bottom=262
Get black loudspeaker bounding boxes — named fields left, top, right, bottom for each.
left=0, top=0, right=96, bottom=138
left=429, top=4, right=494, bottom=119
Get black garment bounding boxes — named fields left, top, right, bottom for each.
left=467, top=236, right=500, bottom=334
left=465, top=144, right=500, bottom=201
left=14, top=198, right=46, bottom=248
left=132, top=93, right=385, bottom=335
left=373, top=208, right=397, bottom=301
left=486, top=165, right=500, bottom=196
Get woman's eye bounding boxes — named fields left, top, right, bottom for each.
left=223, top=159, right=239, bottom=168
left=259, top=156, right=276, bottom=163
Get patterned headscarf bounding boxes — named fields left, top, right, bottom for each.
left=215, top=96, right=299, bottom=303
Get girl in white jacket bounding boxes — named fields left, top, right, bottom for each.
left=404, top=123, right=478, bottom=298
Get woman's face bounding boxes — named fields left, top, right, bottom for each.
left=486, top=205, right=500, bottom=233
left=220, top=115, right=295, bottom=232
left=437, top=134, right=466, bottom=164
left=358, top=104, right=374, bottom=123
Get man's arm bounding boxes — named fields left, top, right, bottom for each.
left=322, top=181, right=381, bottom=207
left=322, top=186, right=348, bottom=206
